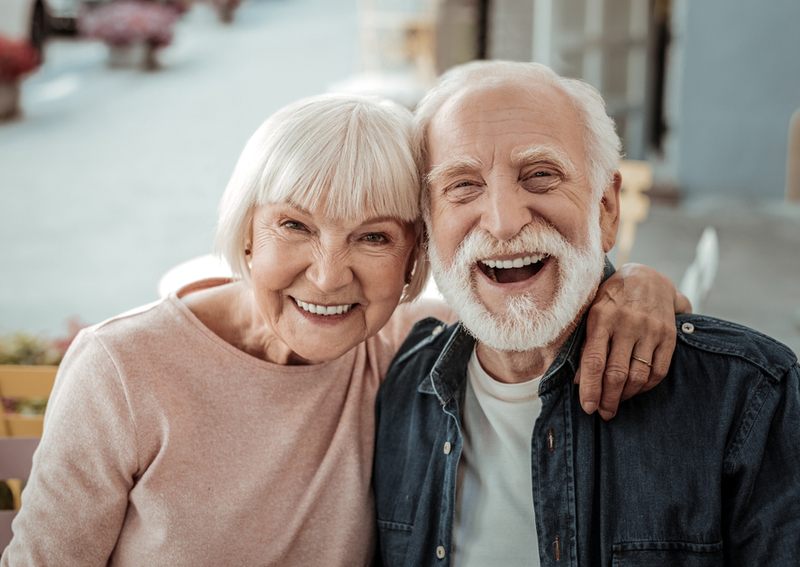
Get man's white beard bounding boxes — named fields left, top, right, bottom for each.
left=428, top=216, right=606, bottom=352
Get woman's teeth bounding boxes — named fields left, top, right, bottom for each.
left=296, top=300, right=351, bottom=315
left=480, top=254, right=545, bottom=270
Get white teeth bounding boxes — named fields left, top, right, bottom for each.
left=296, top=299, right=352, bottom=316
left=480, top=254, right=545, bottom=270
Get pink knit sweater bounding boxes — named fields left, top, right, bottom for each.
left=2, top=283, right=453, bottom=566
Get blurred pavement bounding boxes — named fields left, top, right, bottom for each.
left=615, top=198, right=800, bottom=355
left=1, top=0, right=798, bottom=356
left=1, top=0, right=361, bottom=336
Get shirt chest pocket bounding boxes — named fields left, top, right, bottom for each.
left=377, top=520, right=413, bottom=566
left=614, top=540, right=724, bottom=566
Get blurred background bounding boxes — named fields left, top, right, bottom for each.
left=1, top=0, right=799, bottom=355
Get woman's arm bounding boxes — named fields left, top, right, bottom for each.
left=394, top=263, right=687, bottom=420
left=578, top=262, right=691, bottom=420
left=1, top=331, right=137, bottom=566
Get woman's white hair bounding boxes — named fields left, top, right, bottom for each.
left=215, top=93, right=430, bottom=303
left=413, top=60, right=623, bottom=217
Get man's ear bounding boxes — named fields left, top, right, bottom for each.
left=599, top=171, right=622, bottom=253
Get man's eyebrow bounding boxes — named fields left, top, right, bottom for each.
left=511, top=145, right=578, bottom=177
left=426, top=156, right=484, bottom=187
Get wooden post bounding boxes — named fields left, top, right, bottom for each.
left=787, top=107, right=800, bottom=202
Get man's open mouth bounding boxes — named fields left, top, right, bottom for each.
left=478, top=254, right=549, bottom=284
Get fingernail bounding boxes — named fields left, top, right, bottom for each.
left=582, top=401, right=597, bottom=414
left=598, top=409, right=615, bottom=421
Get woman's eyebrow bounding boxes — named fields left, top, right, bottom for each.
left=426, top=156, right=484, bottom=187
left=511, top=145, right=577, bottom=176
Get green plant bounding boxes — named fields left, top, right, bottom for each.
left=0, top=317, right=86, bottom=366
left=0, top=333, right=63, bottom=366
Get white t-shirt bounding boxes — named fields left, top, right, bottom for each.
left=453, top=347, right=543, bottom=567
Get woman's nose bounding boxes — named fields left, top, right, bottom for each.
left=479, top=184, right=534, bottom=241
left=307, top=249, right=354, bottom=293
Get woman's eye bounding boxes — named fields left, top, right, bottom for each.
left=363, top=233, right=387, bottom=243
left=282, top=220, right=307, bottom=231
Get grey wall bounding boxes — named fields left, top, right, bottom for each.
left=485, top=0, right=532, bottom=61
left=671, top=0, right=800, bottom=199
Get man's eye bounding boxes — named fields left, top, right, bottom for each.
left=523, top=171, right=552, bottom=180
left=521, top=170, right=559, bottom=193
left=363, top=233, right=387, bottom=243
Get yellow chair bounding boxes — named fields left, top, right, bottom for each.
left=616, top=159, right=653, bottom=266
left=0, top=365, right=57, bottom=438
left=0, top=437, right=40, bottom=551
left=0, top=366, right=56, bottom=513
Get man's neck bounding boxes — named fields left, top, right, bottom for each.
left=474, top=313, right=585, bottom=385
left=475, top=341, right=561, bottom=384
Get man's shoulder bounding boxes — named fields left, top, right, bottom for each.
left=380, top=317, right=462, bottom=393
left=674, top=314, right=798, bottom=382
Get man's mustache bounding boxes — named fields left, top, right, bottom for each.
left=450, top=220, right=571, bottom=269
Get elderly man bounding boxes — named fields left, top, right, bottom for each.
left=373, top=61, right=800, bottom=566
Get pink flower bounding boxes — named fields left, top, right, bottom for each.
left=0, top=36, right=40, bottom=82
left=79, top=0, right=180, bottom=47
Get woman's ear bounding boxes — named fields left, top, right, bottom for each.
left=599, top=171, right=622, bottom=253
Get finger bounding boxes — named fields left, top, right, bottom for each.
left=620, top=346, right=653, bottom=402
left=597, top=334, right=637, bottom=420
left=639, top=339, right=675, bottom=394
left=575, top=343, right=585, bottom=385
left=578, top=326, right=611, bottom=414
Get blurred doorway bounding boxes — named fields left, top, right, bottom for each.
left=485, top=0, right=671, bottom=160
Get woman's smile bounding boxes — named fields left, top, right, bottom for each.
left=291, top=297, right=357, bottom=316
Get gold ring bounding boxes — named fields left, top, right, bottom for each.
left=631, top=355, right=652, bottom=367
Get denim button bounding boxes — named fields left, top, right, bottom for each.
left=681, top=323, right=695, bottom=334
left=432, top=325, right=444, bottom=336
left=436, top=546, right=446, bottom=559
left=443, top=441, right=451, bottom=455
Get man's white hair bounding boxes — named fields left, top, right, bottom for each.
left=413, top=60, right=623, bottom=217
left=215, top=93, right=430, bottom=303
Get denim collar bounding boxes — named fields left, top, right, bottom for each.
left=418, top=259, right=616, bottom=401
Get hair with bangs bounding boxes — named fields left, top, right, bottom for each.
left=215, top=93, right=430, bottom=303
left=413, top=60, right=622, bottom=220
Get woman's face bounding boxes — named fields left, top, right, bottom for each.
left=248, top=202, right=417, bottom=364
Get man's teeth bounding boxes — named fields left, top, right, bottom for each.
left=296, top=300, right=351, bottom=315
left=480, top=254, right=545, bottom=269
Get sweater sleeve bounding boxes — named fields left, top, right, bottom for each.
left=1, top=330, right=140, bottom=566
left=722, top=362, right=800, bottom=564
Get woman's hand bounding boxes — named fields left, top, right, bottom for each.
left=577, top=263, right=692, bottom=420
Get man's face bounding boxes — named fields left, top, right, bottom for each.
left=425, top=78, right=619, bottom=351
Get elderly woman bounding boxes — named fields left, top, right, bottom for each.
left=3, top=94, right=685, bottom=566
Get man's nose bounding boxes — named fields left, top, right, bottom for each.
left=307, top=247, right=354, bottom=293
left=479, top=184, right=534, bottom=241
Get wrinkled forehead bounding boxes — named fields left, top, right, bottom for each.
left=426, top=78, right=584, bottom=172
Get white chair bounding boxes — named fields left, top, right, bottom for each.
left=679, top=226, right=719, bottom=312
left=157, top=254, right=232, bottom=299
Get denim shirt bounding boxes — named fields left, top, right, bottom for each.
left=373, top=304, right=800, bottom=565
